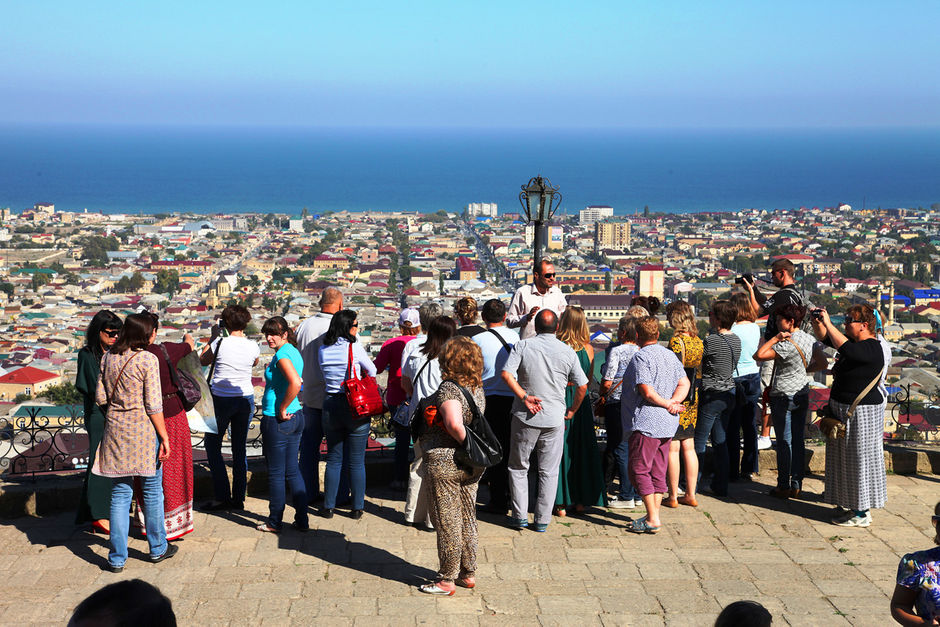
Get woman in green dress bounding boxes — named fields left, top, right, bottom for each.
left=75, top=310, right=123, bottom=533
left=554, top=306, right=607, bottom=515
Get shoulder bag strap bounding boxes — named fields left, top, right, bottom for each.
left=207, top=337, right=224, bottom=385
left=159, top=344, right=182, bottom=395
left=847, top=371, right=883, bottom=419
left=719, top=333, right=740, bottom=376
left=487, top=328, right=512, bottom=354
left=105, top=351, right=140, bottom=406
left=413, top=357, right=431, bottom=389
left=346, top=342, right=357, bottom=382
left=787, top=337, right=808, bottom=370
left=454, top=382, right=483, bottom=423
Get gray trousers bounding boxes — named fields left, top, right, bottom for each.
left=508, top=417, right=565, bottom=525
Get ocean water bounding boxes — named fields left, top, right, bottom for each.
left=0, top=125, right=938, bottom=216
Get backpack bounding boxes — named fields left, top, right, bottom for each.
left=159, top=344, right=202, bottom=412
left=778, top=285, right=817, bottom=335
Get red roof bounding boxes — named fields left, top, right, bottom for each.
left=0, top=366, right=58, bottom=385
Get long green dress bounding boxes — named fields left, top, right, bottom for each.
left=555, top=347, right=607, bottom=508
left=75, top=346, right=111, bottom=523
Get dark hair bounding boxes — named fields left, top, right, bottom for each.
left=714, top=600, right=772, bottom=627
left=421, top=315, right=457, bottom=359
left=711, top=300, right=738, bottom=331
left=730, top=292, right=756, bottom=323
left=619, top=316, right=638, bottom=344
left=776, top=303, right=806, bottom=327
left=85, top=310, right=122, bottom=360
left=68, top=578, right=176, bottom=627
left=770, top=258, right=795, bottom=277
left=110, top=313, right=155, bottom=355
left=454, top=297, right=478, bottom=325
left=534, top=309, right=559, bottom=334
left=481, top=298, right=506, bottom=324
left=631, top=295, right=661, bottom=316
left=261, top=315, right=298, bottom=346
left=322, top=310, right=357, bottom=346
left=845, top=303, right=877, bottom=334
left=535, top=258, right=554, bottom=275
left=221, top=305, right=251, bottom=332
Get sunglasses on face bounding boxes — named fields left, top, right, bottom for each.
left=541, top=273, right=556, bottom=279
left=351, top=322, right=359, bottom=327
left=103, top=329, right=120, bottom=337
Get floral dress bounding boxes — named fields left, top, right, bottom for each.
left=669, top=334, right=703, bottom=440
left=896, top=546, right=940, bottom=622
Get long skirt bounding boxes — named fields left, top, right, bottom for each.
left=136, top=409, right=194, bottom=539
left=823, top=400, right=887, bottom=511
left=76, top=407, right=112, bottom=523
left=555, top=388, right=607, bottom=507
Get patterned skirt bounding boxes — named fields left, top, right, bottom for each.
left=823, top=400, right=887, bottom=511
left=136, top=409, right=194, bottom=540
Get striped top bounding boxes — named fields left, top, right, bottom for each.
left=701, top=332, right=741, bottom=392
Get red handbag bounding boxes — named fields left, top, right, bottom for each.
left=342, top=342, right=386, bottom=419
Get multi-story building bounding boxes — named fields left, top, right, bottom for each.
left=594, top=220, right=632, bottom=253
left=636, top=264, right=665, bottom=300
left=467, top=203, right=498, bottom=218
left=579, top=205, right=613, bottom=225
left=524, top=224, right=564, bottom=250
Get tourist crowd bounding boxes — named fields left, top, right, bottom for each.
left=74, top=257, right=899, bottom=598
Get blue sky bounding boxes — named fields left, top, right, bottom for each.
left=2, top=1, right=938, bottom=128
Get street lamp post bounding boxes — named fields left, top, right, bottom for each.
left=519, top=175, right=562, bottom=275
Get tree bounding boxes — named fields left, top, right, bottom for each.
left=0, top=282, right=14, bottom=297
left=262, top=296, right=278, bottom=311
left=154, top=269, right=179, bottom=296
left=31, top=272, right=51, bottom=291
left=116, top=271, right=145, bottom=292
left=604, top=271, right=612, bottom=291
left=38, top=382, right=83, bottom=405
left=79, top=235, right=120, bottom=266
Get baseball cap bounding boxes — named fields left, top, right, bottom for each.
left=398, top=308, right=420, bottom=328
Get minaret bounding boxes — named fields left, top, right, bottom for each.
left=876, top=283, right=883, bottom=310
left=888, top=282, right=895, bottom=325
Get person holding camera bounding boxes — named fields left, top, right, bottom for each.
left=740, top=258, right=804, bottom=450
left=811, top=305, right=888, bottom=527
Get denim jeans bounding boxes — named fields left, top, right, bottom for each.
left=604, top=401, right=638, bottom=500
left=109, top=469, right=167, bottom=568
left=323, top=393, right=370, bottom=510
left=300, top=406, right=352, bottom=504
left=694, top=388, right=735, bottom=496
left=769, top=388, right=809, bottom=490
left=205, top=394, right=253, bottom=504
left=261, top=410, right=307, bottom=530
left=730, top=373, right=761, bottom=478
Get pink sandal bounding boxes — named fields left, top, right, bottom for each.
left=455, top=576, right=475, bottom=589
left=418, top=581, right=455, bottom=595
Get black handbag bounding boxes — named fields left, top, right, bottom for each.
left=453, top=384, right=502, bottom=470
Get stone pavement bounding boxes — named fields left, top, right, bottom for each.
left=1, top=473, right=936, bottom=626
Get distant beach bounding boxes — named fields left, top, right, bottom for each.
left=1, top=125, right=938, bottom=216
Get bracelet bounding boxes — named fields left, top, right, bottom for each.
left=522, top=393, right=529, bottom=402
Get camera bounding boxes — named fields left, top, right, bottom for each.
left=811, top=308, right=824, bottom=321
left=734, top=273, right=753, bottom=286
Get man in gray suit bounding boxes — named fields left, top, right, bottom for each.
left=501, top=309, right=588, bottom=532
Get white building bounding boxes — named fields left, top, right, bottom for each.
left=467, top=203, right=498, bottom=218
left=579, top=205, right=614, bottom=225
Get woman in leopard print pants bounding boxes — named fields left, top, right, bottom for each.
left=417, top=337, right=486, bottom=596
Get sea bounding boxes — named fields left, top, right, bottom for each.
left=1, top=125, right=938, bottom=216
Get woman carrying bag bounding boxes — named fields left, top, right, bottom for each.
left=317, top=309, right=377, bottom=520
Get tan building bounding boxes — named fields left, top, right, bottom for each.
left=636, top=264, right=665, bottom=300
left=0, top=366, right=61, bottom=400
left=566, top=294, right=632, bottom=322
left=314, top=255, right=348, bottom=270
left=594, top=220, right=632, bottom=253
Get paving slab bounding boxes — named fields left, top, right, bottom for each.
left=0, top=473, right=933, bottom=624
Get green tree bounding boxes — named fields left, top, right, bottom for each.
left=604, top=271, right=612, bottom=291
left=0, top=282, right=14, bottom=297
left=154, top=269, right=179, bottom=296
left=31, top=272, right=51, bottom=291
left=38, top=382, right=83, bottom=405
left=262, top=296, right=278, bottom=311
left=79, top=235, right=120, bottom=266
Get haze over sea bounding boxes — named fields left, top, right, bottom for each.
left=1, top=125, right=938, bottom=217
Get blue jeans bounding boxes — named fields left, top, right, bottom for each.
left=769, top=389, right=809, bottom=490
left=261, top=411, right=307, bottom=530
left=323, top=393, right=370, bottom=510
left=604, top=401, right=637, bottom=500
left=300, top=406, right=351, bottom=504
left=730, top=373, right=761, bottom=478
left=205, top=394, right=254, bottom=504
left=109, top=469, right=167, bottom=568
left=694, top=389, right=735, bottom=496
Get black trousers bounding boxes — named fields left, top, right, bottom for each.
left=481, top=394, right=514, bottom=508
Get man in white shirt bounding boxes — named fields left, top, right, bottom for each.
left=506, top=259, right=568, bottom=340
left=472, top=298, right=520, bottom=513
left=295, top=287, right=343, bottom=503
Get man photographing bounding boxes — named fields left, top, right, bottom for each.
left=742, top=258, right=803, bottom=340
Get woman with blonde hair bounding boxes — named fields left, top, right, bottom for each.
left=418, top=337, right=486, bottom=595
left=664, top=300, right=701, bottom=508
left=454, top=297, right=484, bottom=338
left=554, top=306, right=606, bottom=515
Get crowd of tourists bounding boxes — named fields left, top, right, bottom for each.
left=73, top=256, right=922, bottom=606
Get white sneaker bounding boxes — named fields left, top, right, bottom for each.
left=608, top=497, right=635, bottom=509
left=834, top=512, right=871, bottom=527
left=757, top=436, right=772, bottom=450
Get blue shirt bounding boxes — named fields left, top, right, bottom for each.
left=263, top=343, right=304, bottom=417
left=731, top=321, right=760, bottom=377
left=472, top=326, right=520, bottom=397
left=621, top=344, right=686, bottom=438
left=317, top=338, right=377, bottom=394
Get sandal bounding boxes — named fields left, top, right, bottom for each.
left=256, top=522, right=281, bottom=533
left=662, top=498, right=679, bottom=509
left=553, top=506, right=567, bottom=517
left=455, top=576, right=475, bottom=589
left=418, top=581, right=455, bottom=596
left=627, top=518, right=661, bottom=534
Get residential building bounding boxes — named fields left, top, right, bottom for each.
left=467, top=203, right=497, bottom=218
left=579, top=205, right=614, bottom=225
left=594, top=220, right=632, bottom=253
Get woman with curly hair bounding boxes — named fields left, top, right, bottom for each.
left=417, top=337, right=486, bottom=596
left=454, top=297, right=484, bottom=338
left=664, top=300, right=701, bottom=508
left=554, top=306, right=606, bottom=515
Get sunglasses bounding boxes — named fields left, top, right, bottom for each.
left=846, top=319, right=863, bottom=325
left=103, top=329, right=120, bottom=337
left=541, top=273, right=556, bottom=279
left=932, top=515, right=940, bottom=523
left=351, top=323, right=359, bottom=327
